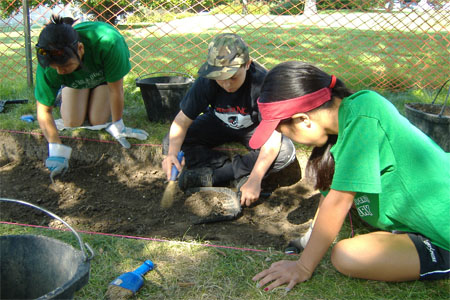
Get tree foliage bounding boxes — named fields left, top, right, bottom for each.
left=270, top=0, right=386, bottom=15
left=2, top=0, right=386, bottom=22
left=1, top=0, right=61, bottom=18
left=76, top=0, right=134, bottom=24
left=1, top=0, right=233, bottom=23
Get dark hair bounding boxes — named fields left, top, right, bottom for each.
left=305, top=135, right=337, bottom=190
left=36, top=15, right=80, bottom=68
left=260, top=61, right=352, bottom=104
left=260, top=61, right=353, bottom=190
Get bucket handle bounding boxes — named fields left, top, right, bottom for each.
left=0, top=198, right=95, bottom=262
left=136, top=71, right=194, bottom=82
left=431, top=78, right=450, bottom=117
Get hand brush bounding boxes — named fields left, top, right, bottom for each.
left=105, top=260, right=155, bottom=300
left=160, top=151, right=184, bottom=209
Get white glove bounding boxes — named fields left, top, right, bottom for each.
left=45, top=143, right=72, bottom=183
left=106, top=119, right=149, bottom=149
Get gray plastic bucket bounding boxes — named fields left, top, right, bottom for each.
left=136, top=72, right=194, bottom=123
left=0, top=198, right=94, bottom=300
left=404, top=79, right=450, bottom=151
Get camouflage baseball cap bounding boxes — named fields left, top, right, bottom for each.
left=197, top=33, right=250, bottom=80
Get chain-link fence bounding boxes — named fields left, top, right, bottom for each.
left=1, top=0, right=449, bottom=95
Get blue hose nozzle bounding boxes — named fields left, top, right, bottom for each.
left=109, top=260, right=155, bottom=293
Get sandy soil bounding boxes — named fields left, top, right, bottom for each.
left=0, top=131, right=318, bottom=250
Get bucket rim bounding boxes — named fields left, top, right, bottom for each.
left=0, top=234, right=91, bottom=300
left=0, top=198, right=95, bottom=261
left=0, top=234, right=91, bottom=267
left=135, top=77, right=193, bottom=88
left=404, top=103, right=450, bottom=121
left=135, top=71, right=194, bottom=83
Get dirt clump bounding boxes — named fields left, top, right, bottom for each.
left=0, top=132, right=318, bottom=250
left=185, top=190, right=230, bottom=217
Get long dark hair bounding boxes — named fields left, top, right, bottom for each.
left=305, top=135, right=337, bottom=190
left=36, top=15, right=80, bottom=68
left=260, top=61, right=353, bottom=190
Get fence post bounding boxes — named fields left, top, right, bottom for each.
left=22, top=0, right=33, bottom=89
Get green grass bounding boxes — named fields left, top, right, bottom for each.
left=115, top=24, right=449, bottom=90
left=1, top=13, right=449, bottom=299
left=1, top=221, right=448, bottom=299
left=0, top=76, right=169, bottom=145
left=0, top=81, right=445, bottom=146
left=0, top=18, right=447, bottom=156
left=1, top=11, right=449, bottom=94
left=1, top=23, right=448, bottom=142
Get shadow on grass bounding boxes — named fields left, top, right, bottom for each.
left=0, top=130, right=312, bottom=252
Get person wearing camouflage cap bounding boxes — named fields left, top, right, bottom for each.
left=197, top=33, right=250, bottom=80
left=162, top=33, right=300, bottom=207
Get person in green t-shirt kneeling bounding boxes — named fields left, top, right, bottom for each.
left=249, top=61, right=450, bottom=292
left=35, top=15, right=148, bottom=182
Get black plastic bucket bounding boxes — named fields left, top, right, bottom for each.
left=136, top=72, right=194, bottom=122
left=404, top=79, right=450, bottom=152
left=0, top=199, right=94, bottom=300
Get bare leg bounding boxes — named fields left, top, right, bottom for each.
left=331, top=231, right=420, bottom=281
left=61, top=87, right=90, bottom=127
left=88, top=84, right=111, bottom=125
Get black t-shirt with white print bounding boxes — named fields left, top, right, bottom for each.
left=180, top=61, right=267, bottom=130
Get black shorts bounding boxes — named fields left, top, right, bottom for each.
left=407, top=233, right=450, bottom=280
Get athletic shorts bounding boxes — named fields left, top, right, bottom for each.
left=407, top=233, right=450, bottom=280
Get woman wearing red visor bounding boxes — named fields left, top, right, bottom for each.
left=250, top=61, right=449, bottom=292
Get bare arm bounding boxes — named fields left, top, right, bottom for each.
left=297, top=190, right=355, bottom=276
left=107, top=78, right=124, bottom=122
left=253, top=189, right=355, bottom=290
left=240, top=130, right=282, bottom=206
left=36, top=101, right=61, bottom=144
left=162, top=111, right=193, bottom=180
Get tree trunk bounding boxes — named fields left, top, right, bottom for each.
left=242, top=0, right=248, bottom=14
left=385, top=0, right=394, bottom=12
left=304, top=0, right=317, bottom=15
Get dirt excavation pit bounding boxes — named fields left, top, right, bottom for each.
left=0, top=135, right=319, bottom=250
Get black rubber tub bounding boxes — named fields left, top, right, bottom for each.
left=0, top=198, right=94, bottom=300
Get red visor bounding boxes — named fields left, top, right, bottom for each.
left=249, top=87, right=333, bottom=149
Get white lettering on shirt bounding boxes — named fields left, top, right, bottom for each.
left=357, top=205, right=373, bottom=217
left=354, top=195, right=370, bottom=206
left=71, top=71, right=105, bottom=89
left=355, top=195, right=373, bottom=217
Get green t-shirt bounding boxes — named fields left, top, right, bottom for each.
left=35, top=21, right=131, bottom=106
left=329, top=90, right=450, bottom=250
